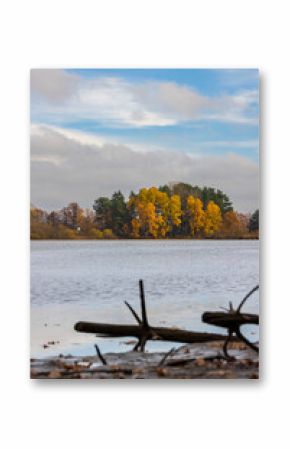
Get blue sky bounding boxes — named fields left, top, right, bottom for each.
left=30, top=69, right=259, bottom=211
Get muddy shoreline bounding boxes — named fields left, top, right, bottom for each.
left=31, top=341, right=259, bottom=379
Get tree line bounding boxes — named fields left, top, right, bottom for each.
left=30, top=182, right=259, bottom=240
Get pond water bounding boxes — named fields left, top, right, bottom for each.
left=31, top=240, right=259, bottom=357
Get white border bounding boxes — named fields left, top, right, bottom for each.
left=1, top=1, right=289, bottom=447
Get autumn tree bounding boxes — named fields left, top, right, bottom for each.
left=128, top=188, right=159, bottom=238
left=79, top=208, right=96, bottom=235
left=30, top=184, right=251, bottom=240
left=54, top=225, right=77, bottom=239
left=131, top=218, right=141, bottom=238
left=129, top=187, right=171, bottom=238
left=186, top=196, right=205, bottom=236
left=168, top=194, right=182, bottom=235
left=30, top=207, right=47, bottom=224
left=30, top=207, right=51, bottom=239
left=62, top=202, right=83, bottom=229
left=218, top=210, right=248, bottom=238
left=204, top=201, right=222, bottom=236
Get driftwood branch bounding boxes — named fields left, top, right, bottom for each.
left=202, top=285, right=259, bottom=358
left=75, top=321, right=228, bottom=344
left=158, top=347, right=178, bottom=366
left=223, top=330, right=234, bottom=360
left=237, top=284, right=259, bottom=313
left=74, top=280, right=259, bottom=358
left=94, top=344, right=107, bottom=365
left=202, top=311, right=259, bottom=328
left=124, top=301, right=142, bottom=324
left=133, top=280, right=155, bottom=351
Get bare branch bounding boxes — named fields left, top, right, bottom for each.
left=236, top=328, right=259, bottom=353
left=139, top=279, right=149, bottom=328
left=159, top=347, right=177, bottom=366
left=237, top=285, right=259, bottom=313
left=222, top=330, right=234, bottom=360
left=124, top=301, right=142, bottom=324
left=94, top=344, right=107, bottom=365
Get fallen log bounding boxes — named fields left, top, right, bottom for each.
left=202, top=285, right=259, bottom=357
left=203, top=311, right=259, bottom=356
left=202, top=311, right=259, bottom=356
left=202, top=312, right=259, bottom=328
left=74, top=321, right=229, bottom=344
left=73, top=280, right=257, bottom=355
left=75, top=280, right=235, bottom=351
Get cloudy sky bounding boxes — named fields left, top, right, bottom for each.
left=31, top=69, right=259, bottom=212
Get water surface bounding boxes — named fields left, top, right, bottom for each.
left=31, top=240, right=259, bottom=357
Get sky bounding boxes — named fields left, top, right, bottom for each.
left=30, top=68, right=259, bottom=212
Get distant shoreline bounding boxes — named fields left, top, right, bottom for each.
left=30, top=235, right=259, bottom=241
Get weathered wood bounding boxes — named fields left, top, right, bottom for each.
left=73, top=281, right=258, bottom=356
left=74, top=321, right=229, bottom=344
left=202, top=311, right=259, bottom=328
left=202, top=310, right=259, bottom=356
left=94, top=344, right=107, bottom=365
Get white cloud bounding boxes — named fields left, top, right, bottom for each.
left=30, top=70, right=258, bottom=127
left=31, top=125, right=259, bottom=212
left=31, top=124, right=106, bottom=147
left=132, top=81, right=210, bottom=120
left=31, top=69, right=79, bottom=102
left=30, top=124, right=165, bottom=153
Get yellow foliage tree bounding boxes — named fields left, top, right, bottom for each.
left=169, top=194, right=182, bottom=227
left=204, top=200, right=222, bottom=236
left=146, top=202, right=159, bottom=238
left=186, top=196, right=205, bottom=236
left=129, top=187, right=183, bottom=238
left=129, top=187, right=168, bottom=238
left=131, top=218, right=141, bottom=238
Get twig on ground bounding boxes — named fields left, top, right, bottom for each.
left=159, top=347, right=178, bottom=366
left=94, top=344, right=107, bottom=365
